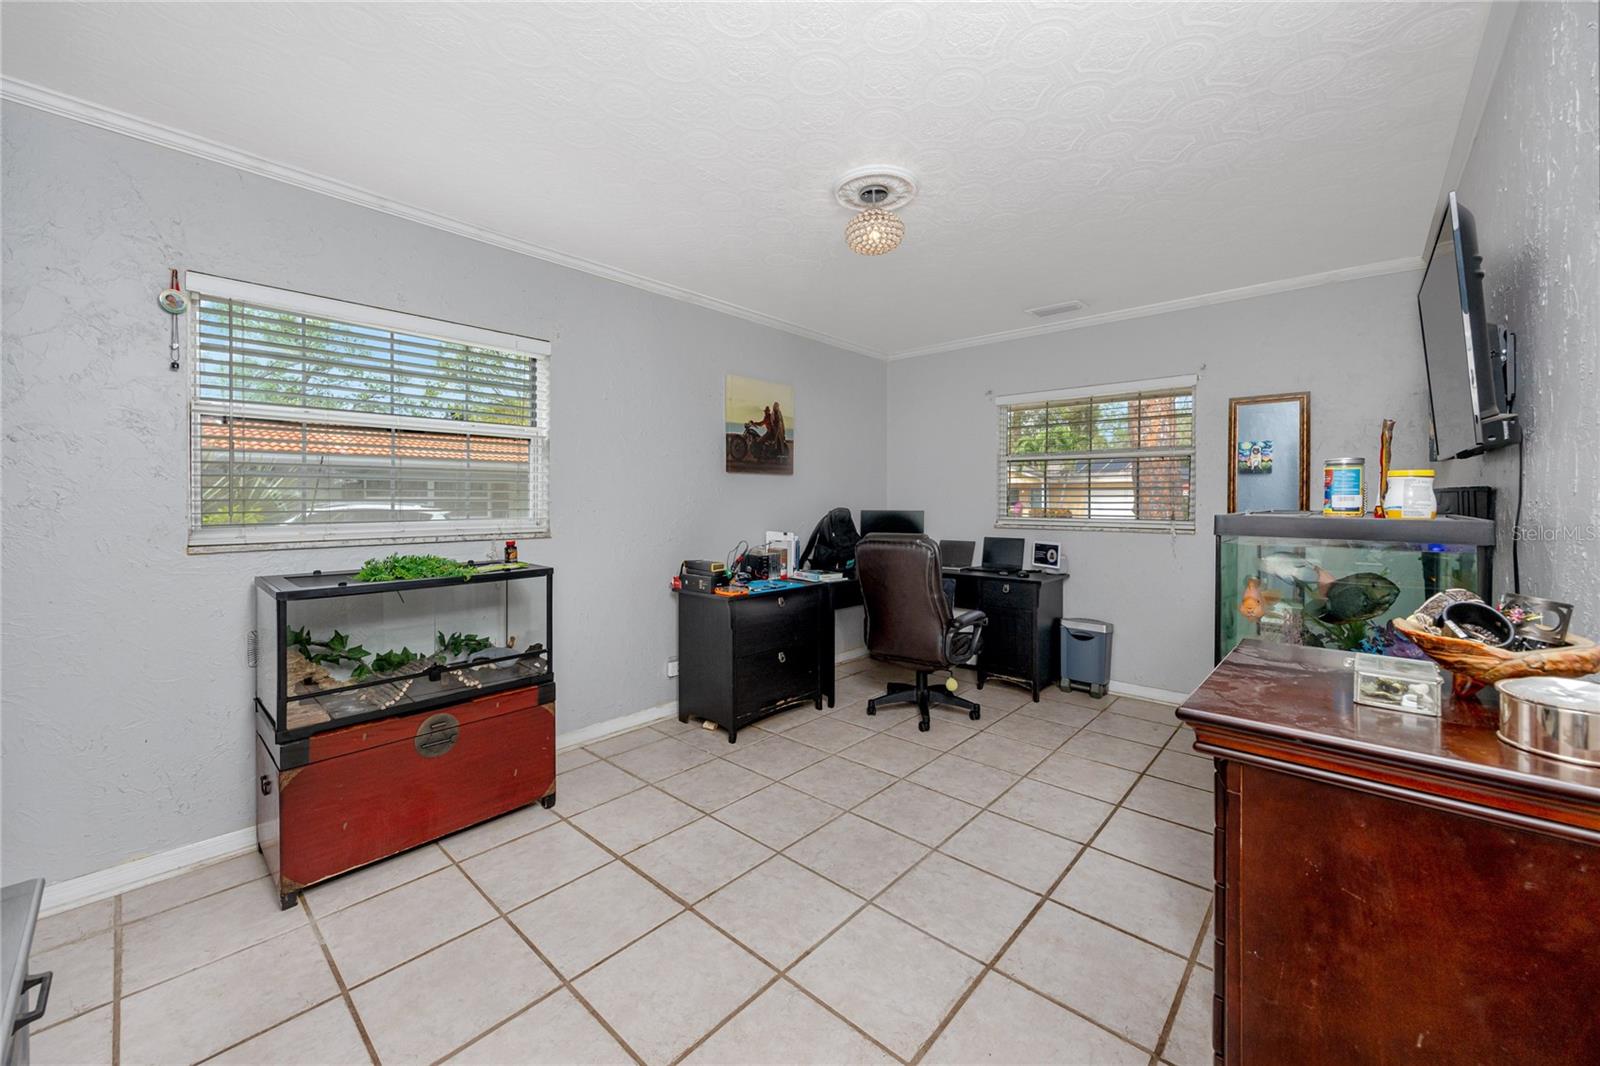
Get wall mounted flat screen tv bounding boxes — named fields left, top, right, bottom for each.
left=1417, top=191, right=1519, bottom=459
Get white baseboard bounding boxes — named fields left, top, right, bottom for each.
left=42, top=827, right=258, bottom=917
left=1107, top=679, right=1192, bottom=706
left=555, top=701, right=679, bottom=751
left=42, top=653, right=875, bottom=917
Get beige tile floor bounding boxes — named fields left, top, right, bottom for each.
left=30, top=659, right=1215, bottom=1066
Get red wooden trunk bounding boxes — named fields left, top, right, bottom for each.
left=257, top=683, right=556, bottom=908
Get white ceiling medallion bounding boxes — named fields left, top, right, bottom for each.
left=837, top=166, right=914, bottom=256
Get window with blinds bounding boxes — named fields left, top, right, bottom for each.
left=187, top=274, right=550, bottom=548
left=996, top=379, right=1195, bottom=532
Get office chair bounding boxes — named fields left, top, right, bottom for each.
left=855, top=534, right=986, bottom=732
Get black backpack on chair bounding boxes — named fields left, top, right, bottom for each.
left=799, top=507, right=861, bottom=572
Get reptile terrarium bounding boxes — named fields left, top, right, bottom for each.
left=256, top=562, right=552, bottom=741
left=254, top=558, right=556, bottom=908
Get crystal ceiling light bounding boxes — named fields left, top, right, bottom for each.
left=836, top=167, right=915, bottom=257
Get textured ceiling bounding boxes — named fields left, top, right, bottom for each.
left=1, top=2, right=1491, bottom=357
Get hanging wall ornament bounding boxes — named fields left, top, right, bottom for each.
left=158, top=268, right=188, bottom=371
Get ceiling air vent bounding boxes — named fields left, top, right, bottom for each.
left=1025, top=300, right=1087, bottom=319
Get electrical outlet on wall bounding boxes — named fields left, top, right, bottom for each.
left=666, top=657, right=679, bottom=678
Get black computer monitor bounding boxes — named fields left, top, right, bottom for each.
left=981, top=536, right=1025, bottom=570
left=860, top=509, right=925, bottom=535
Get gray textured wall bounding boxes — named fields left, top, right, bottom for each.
left=1, top=104, right=887, bottom=883
left=885, top=271, right=1436, bottom=695
left=1442, top=1, right=1600, bottom=617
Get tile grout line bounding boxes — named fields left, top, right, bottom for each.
left=544, top=790, right=916, bottom=1065
left=192, top=899, right=384, bottom=1064
left=908, top=735, right=1186, bottom=1064
left=1149, top=896, right=1217, bottom=1066
left=441, top=834, right=650, bottom=1066
left=657, top=684, right=1156, bottom=1062
left=550, top=809, right=908, bottom=1065
left=296, top=893, right=382, bottom=1065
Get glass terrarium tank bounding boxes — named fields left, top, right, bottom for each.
left=256, top=560, right=552, bottom=740
left=1216, top=513, right=1494, bottom=662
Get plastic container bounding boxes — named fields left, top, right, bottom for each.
left=1351, top=652, right=1442, bottom=716
left=1323, top=457, right=1366, bottom=516
left=1060, top=618, right=1113, bottom=698
left=1382, top=470, right=1437, bottom=519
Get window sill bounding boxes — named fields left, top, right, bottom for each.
left=995, top=518, right=1196, bottom=536
left=188, top=522, right=550, bottom=555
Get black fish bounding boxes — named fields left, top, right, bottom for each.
left=1316, top=572, right=1400, bottom=624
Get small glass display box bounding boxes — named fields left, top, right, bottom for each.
left=255, top=564, right=553, bottom=741
left=1216, top=512, right=1494, bottom=663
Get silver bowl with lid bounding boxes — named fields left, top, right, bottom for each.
left=1495, top=676, right=1600, bottom=767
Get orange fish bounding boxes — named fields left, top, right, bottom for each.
left=1238, top=577, right=1282, bottom=622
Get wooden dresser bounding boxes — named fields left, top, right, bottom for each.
left=1178, top=640, right=1600, bottom=1065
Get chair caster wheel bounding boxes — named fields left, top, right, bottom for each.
left=918, top=718, right=931, bottom=732
left=540, top=793, right=556, bottom=809
left=969, top=709, right=981, bottom=721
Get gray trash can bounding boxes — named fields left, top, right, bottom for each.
left=1060, top=618, right=1113, bottom=699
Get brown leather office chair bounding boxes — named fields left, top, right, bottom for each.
left=856, top=534, right=986, bottom=732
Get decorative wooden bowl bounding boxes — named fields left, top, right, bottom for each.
left=1392, top=617, right=1600, bottom=697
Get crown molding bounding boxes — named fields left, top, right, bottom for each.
left=0, top=77, right=889, bottom=361
left=887, top=256, right=1423, bottom=360
left=3, top=76, right=1427, bottom=366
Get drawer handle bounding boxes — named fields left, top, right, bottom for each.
left=259, top=775, right=272, bottom=796
left=777, top=596, right=785, bottom=607
left=777, top=651, right=787, bottom=664
left=415, top=712, right=461, bottom=758
left=1001, top=583, right=1011, bottom=594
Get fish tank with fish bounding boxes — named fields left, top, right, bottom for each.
left=1215, top=513, right=1494, bottom=663
left=255, top=558, right=553, bottom=742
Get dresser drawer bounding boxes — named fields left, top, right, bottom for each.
left=977, top=579, right=1039, bottom=614
left=734, top=643, right=817, bottom=714
left=731, top=592, right=820, bottom=653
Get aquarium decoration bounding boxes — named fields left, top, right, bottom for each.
left=438, top=631, right=494, bottom=657
left=354, top=554, right=478, bottom=583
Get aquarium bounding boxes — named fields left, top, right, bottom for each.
left=255, top=560, right=553, bottom=741
left=1216, top=513, right=1493, bottom=663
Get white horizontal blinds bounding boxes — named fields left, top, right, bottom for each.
left=191, top=290, right=548, bottom=534
left=999, top=386, right=1195, bottom=527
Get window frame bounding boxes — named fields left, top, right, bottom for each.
left=184, top=272, right=551, bottom=553
left=994, top=374, right=1197, bottom=535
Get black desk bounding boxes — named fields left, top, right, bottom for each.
left=676, top=584, right=833, bottom=742
left=945, top=568, right=1067, bottom=701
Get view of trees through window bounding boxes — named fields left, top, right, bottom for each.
left=1001, top=388, right=1194, bottom=526
left=192, top=295, right=545, bottom=531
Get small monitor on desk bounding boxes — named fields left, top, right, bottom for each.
left=939, top=539, right=975, bottom=568
left=981, top=536, right=1025, bottom=571
left=860, top=509, right=925, bottom=535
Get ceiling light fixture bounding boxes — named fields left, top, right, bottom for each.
left=836, top=167, right=915, bottom=257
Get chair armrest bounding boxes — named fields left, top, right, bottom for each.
left=944, top=609, right=987, bottom=665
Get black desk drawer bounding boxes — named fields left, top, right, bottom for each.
left=977, top=580, right=1039, bottom=613
left=732, top=593, right=819, bottom=653
left=734, top=644, right=817, bottom=713
left=980, top=611, right=1034, bottom=675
